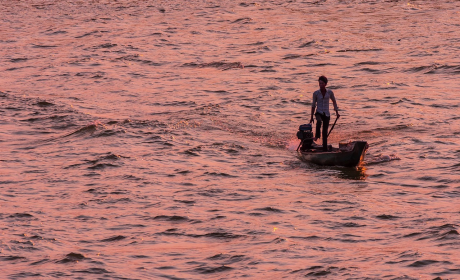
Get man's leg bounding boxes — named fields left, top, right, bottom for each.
left=321, top=115, right=330, bottom=151
left=315, top=113, right=322, bottom=141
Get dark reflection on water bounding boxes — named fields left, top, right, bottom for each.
left=335, top=166, right=368, bottom=181
left=299, top=160, right=368, bottom=180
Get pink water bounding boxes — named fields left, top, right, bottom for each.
left=1, top=0, right=459, bottom=279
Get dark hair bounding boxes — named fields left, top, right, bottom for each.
left=318, top=76, right=328, bottom=85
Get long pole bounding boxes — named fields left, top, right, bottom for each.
left=296, top=139, right=304, bottom=151
left=327, top=116, right=339, bottom=137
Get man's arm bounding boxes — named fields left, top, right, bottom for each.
left=310, top=92, right=316, bottom=123
left=310, top=106, right=315, bottom=123
left=330, top=92, right=340, bottom=118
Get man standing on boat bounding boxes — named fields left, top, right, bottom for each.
left=309, top=76, right=340, bottom=151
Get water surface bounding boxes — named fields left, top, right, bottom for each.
left=1, top=0, right=459, bottom=279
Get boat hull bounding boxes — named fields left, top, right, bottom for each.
left=299, top=141, right=368, bottom=167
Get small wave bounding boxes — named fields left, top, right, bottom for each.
left=282, top=54, right=312, bottom=60
left=132, top=255, right=151, bottom=259
left=153, top=215, right=190, bottom=222
left=182, top=61, right=244, bottom=70
left=48, top=30, right=67, bottom=35
left=174, top=199, right=195, bottom=204
left=254, top=207, right=283, bottom=213
left=406, top=64, right=460, bottom=75
left=93, top=197, right=131, bottom=204
left=38, top=123, right=98, bottom=144
left=56, top=253, right=87, bottom=263
left=376, top=214, right=400, bottom=220
left=73, top=267, right=111, bottom=274
left=359, top=67, right=387, bottom=74
left=408, top=260, right=442, bottom=267
left=92, top=128, right=125, bottom=138
left=231, top=17, right=252, bottom=24
left=309, top=63, right=337, bottom=67
left=211, top=215, right=226, bottom=220
left=157, top=228, right=182, bottom=236
left=257, top=173, right=278, bottom=177
left=354, top=61, right=384, bottom=66
left=101, top=235, right=126, bottom=242
left=101, top=153, right=124, bottom=160
left=198, top=232, right=244, bottom=239
left=6, top=66, right=33, bottom=71
left=299, top=266, right=342, bottom=277
left=298, top=40, right=316, bottom=48
left=340, top=222, right=365, bottom=228
left=290, top=235, right=322, bottom=240
left=66, top=153, right=125, bottom=170
left=184, top=150, right=200, bottom=157
left=271, top=237, right=287, bottom=244
left=28, top=235, right=45, bottom=240
left=338, top=48, right=383, bottom=52
left=97, top=43, right=117, bottom=49
left=207, top=253, right=229, bottom=260
left=306, top=270, right=332, bottom=276
left=75, top=30, right=100, bottom=38
left=204, top=172, right=238, bottom=177
left=75, top=215, right=93, bottom=220
left=36, top=100, right=54, bottom=107
left=404, top=224, right=458, bottom=242
left=359, top=124, right=413, bottom=135
left=10, top=272, right=43, bottom=278
left=322, top=200, right=355, bottom=205
left=429, top=103, right=452, bottom=109
left=366, top=154, right=401, bottom=164
left=8, top=213, right=34, bottom=218
left=87, top=163, right=120, bottom=170
left=248, top=212, right=265, bottom=216
left=32, top=44, right=58, bottom=48
left=417, top=176, right=438, bottom=181
left=31, top=259, right=51, bottom=265
left=10, top=57, right=28, bottom=63
left=0, top=255, right=26, bottom=261
left=194, top=265, right=233, bottom=274
left=114, top=54, right=163, bottom=66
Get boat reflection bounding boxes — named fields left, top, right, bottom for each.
left=335, top=166, right=368, bottom=180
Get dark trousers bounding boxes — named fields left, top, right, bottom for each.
left=315, top=112, right=330, bottom=151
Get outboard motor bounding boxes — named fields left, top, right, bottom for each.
left=296, top=124, right=314, bottom=151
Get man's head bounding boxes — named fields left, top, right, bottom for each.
left=318, top=76, right=328, bottom=85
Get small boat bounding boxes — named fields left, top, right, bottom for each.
left=298, top=141, right=368, bottom=167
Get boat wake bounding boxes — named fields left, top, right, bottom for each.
left=365, top=154, right=401, bottom=165
left=27, top=122, right=101, bottom=148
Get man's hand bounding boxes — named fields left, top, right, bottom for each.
left=310, top=117, right=314, bottom=124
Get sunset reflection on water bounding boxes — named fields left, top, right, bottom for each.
left=1, top=0, right=459, bottom=279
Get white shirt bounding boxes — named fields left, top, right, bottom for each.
left=312, top=89, right=338, bottom=117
